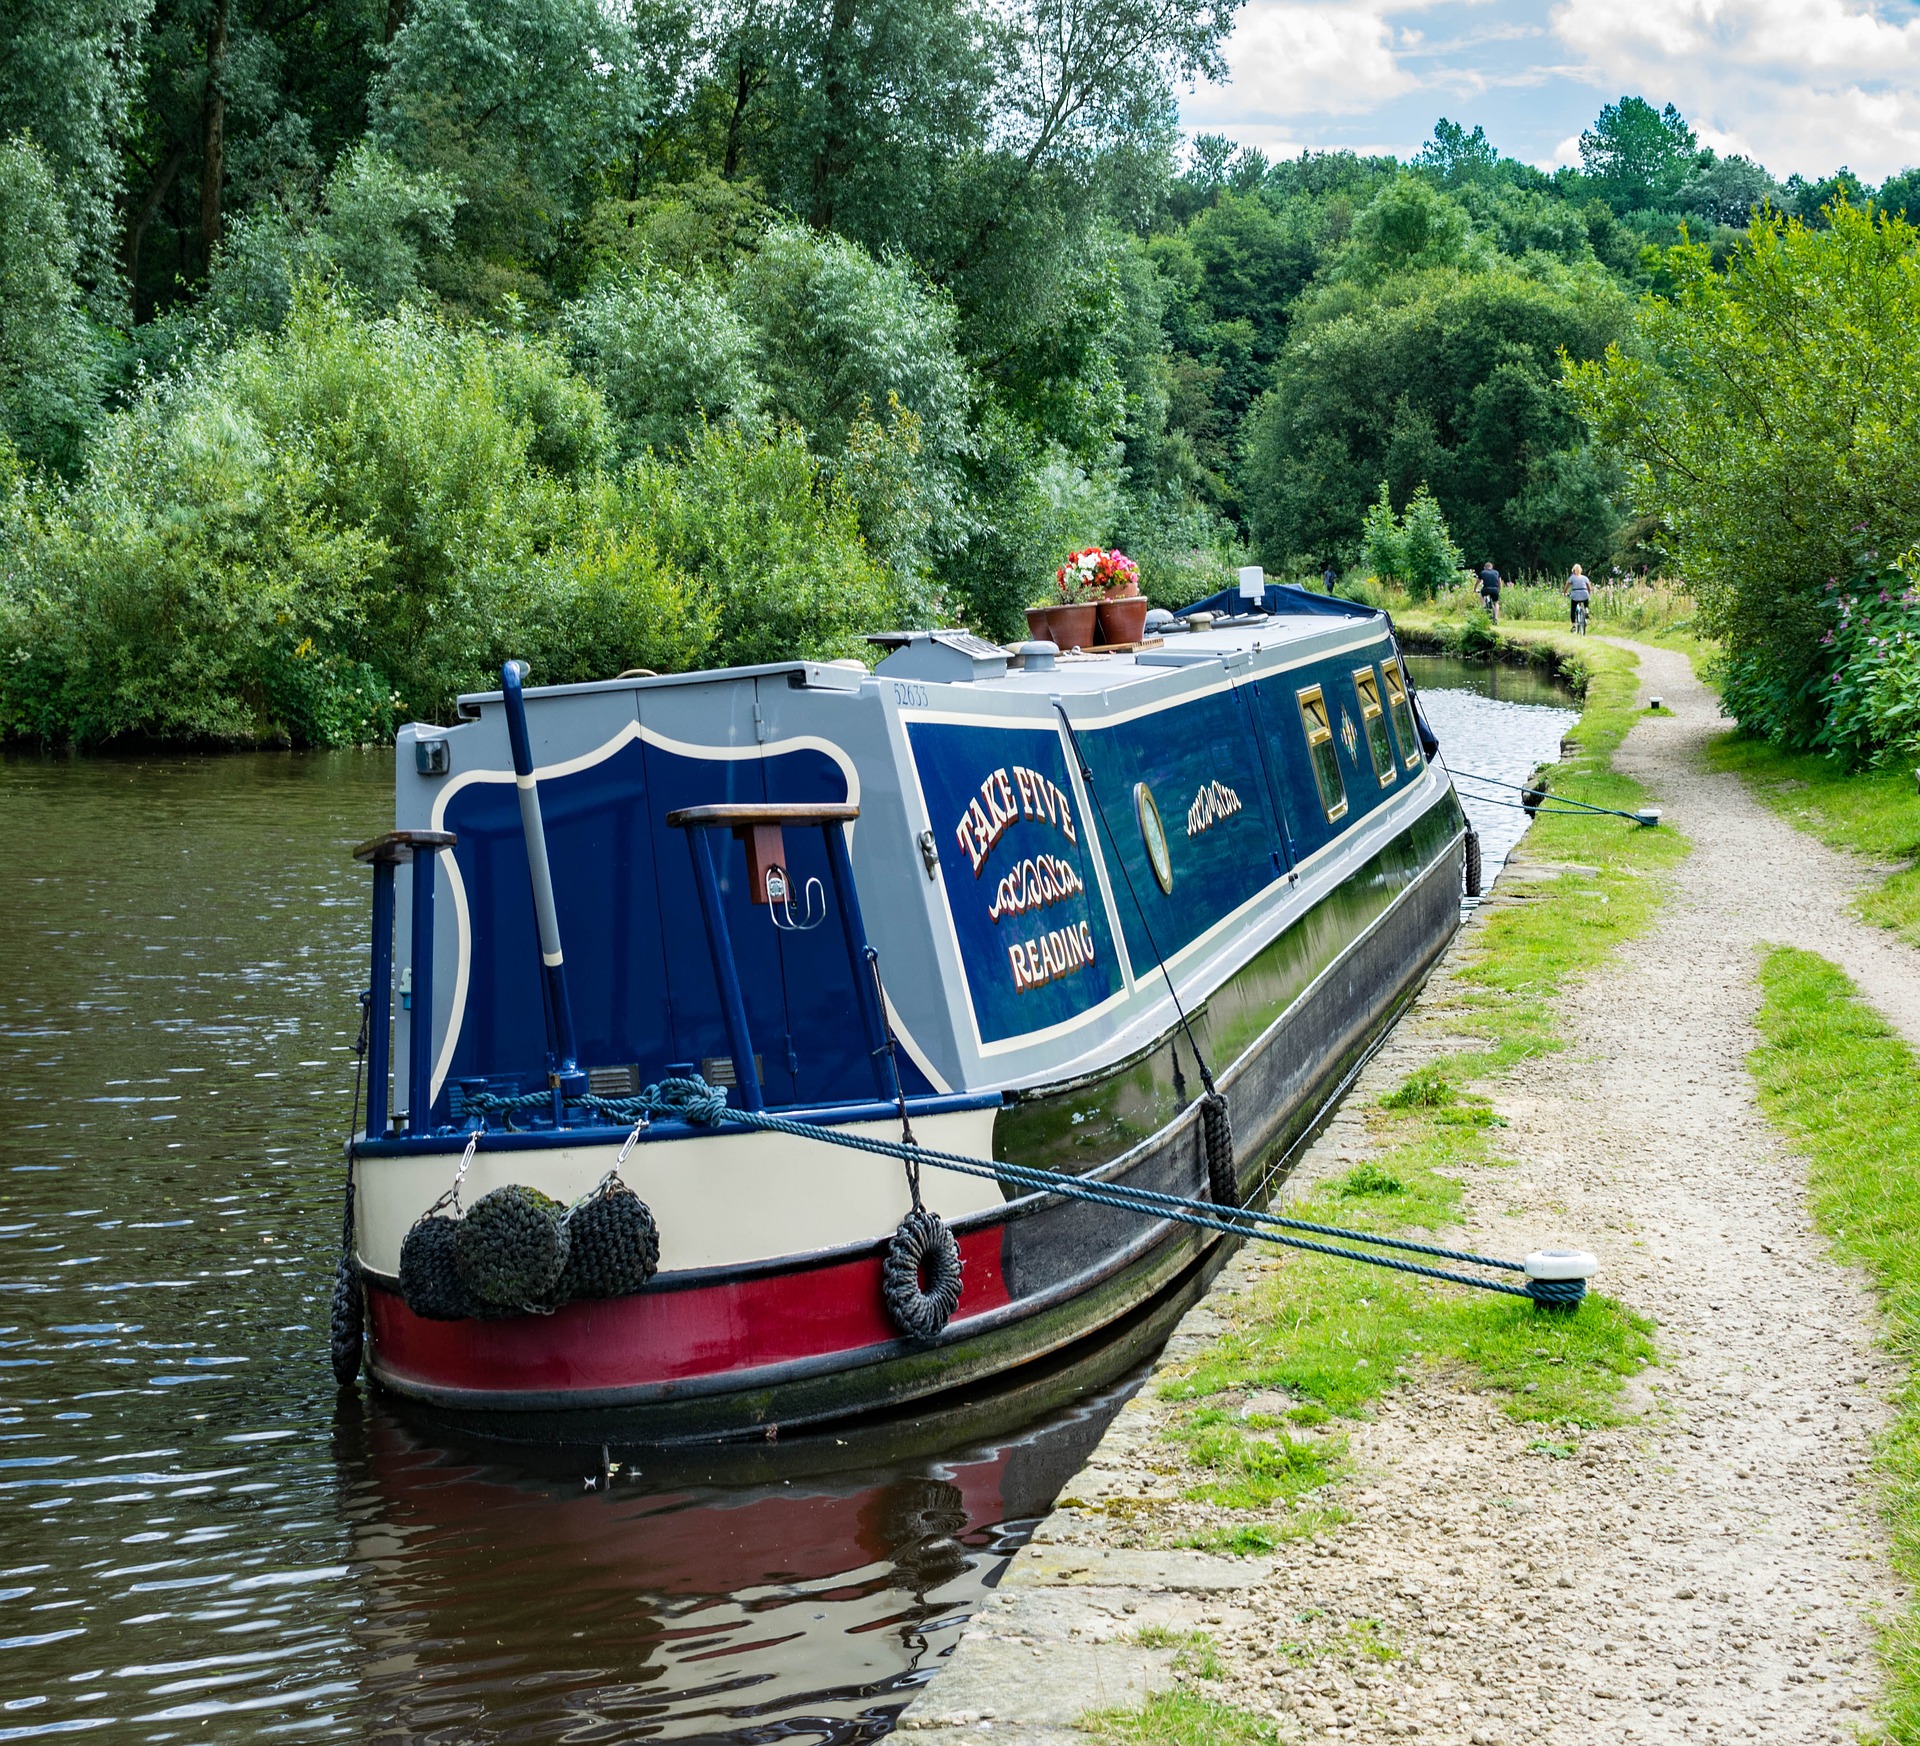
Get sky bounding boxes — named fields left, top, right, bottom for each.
left=1179, top=0, right=1920, bottom=183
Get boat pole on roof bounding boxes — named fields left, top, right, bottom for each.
left=499, top=661, right=587, bottom=1107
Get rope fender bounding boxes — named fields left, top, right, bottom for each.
left=882, top=1207, right=964, bottom=1339
left=1201, top=1093, right=1238, bottom=1209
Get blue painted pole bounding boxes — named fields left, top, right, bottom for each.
left=498, top=661, right=586, bottom=1103
left=822, top=822, right=899, bottom=1103
left=407, top=843, right=437, bottom=1130
left=685, top=826, right=765, bottom=1111
left=366, top=860, right=395, bottom=1137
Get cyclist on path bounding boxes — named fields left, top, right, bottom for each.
left=1566, top=563, right=1592, bottom=630
left=1476, top=559, right=1503, bottom=623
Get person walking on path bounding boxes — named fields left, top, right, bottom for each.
left=1321, top=561, right=1337, bottom=593
left=1566, top=561, right=1592, bottom=629
left=1476, top=558, right=1503, bottom=623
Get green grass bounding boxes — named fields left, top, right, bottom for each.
left=1141, top=636, right=1671, bottom=1555
left=1083, top=1690, right=1282, bottom=1744
left=1441, top=633, right=1691, bottom=1073
left=1712, top=734, right=1920, bottom=949
left=1750, top=946, right=1920, bottom=1738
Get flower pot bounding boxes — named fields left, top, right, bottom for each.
left=1096, top=596, right=1149, bottom=646
left=1025, top=607, right=1053, bottom=641
left=1102, top=579, right=1139, bottom=600
left=1046, top=604, right=1098, bottom=651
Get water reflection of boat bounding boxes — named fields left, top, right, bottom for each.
left=338, top=1339, right=1146, bottom=1742
left=341, top=585, right=1465, bottom=1435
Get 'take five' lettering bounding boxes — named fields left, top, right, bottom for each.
left=955, top=766, right=1077, bottom=876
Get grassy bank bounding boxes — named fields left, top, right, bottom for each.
left=1131, top=632, right=1678, bottom=1557
left=1750, top=947, right=1920, bottom=1737
left=1073, top=636, right=1681, bottom=1741
left=1711, top=736, right=1920, bottom=949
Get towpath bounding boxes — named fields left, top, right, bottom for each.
left=897, top=638, right=1916, bottom=1745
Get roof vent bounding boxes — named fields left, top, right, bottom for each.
left=868, top=629, right=1010, bottom=683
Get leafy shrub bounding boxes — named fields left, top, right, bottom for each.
left=0, top=289, right=709, bottom=745
left=562, top=269, right=762, bottom=459
left=1811, top=558, right=1920, bottom=769
left=624, top=420, right=897, bottom=668
left=1358, top=482, right=1467, bottom=599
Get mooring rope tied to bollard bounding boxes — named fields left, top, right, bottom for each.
left=452, top=1076, right=1596, bottom=1307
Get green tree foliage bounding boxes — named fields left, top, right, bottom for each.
left=1243, top=260, right=1630, bottom=576
left=1566, top=202, right=1920, bottom=750
left=205, top=143, right=456, bottom=330
left=371, top=0, right=657, bottom=295
left=0, top=0, right=148, bottom=301
left=0, top=137, right=104, bottom=472
left=0, top=289, right=893, bottom=744
left=562, top=268, right=762, bottom=461
left=10, top=0, right=1914, bottom=752
left=1357, top=482, right=1466, bottom=598
left=1578, top=96, right=1696, bottom=215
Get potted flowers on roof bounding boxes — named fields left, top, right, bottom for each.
left=1036, top=569, right=1101, bottom=652
left=1055, top=546, right=1148, bottom=648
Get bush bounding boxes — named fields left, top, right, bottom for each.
left=1358, top=482, right=1466, bottom=598
left=0, top=290, right=727, bottom=745
left=562, top=269, right=762, bottom=460
left=1809, top=559, right=1920, bottom=770
left=624, top=421, right=898, bottom=668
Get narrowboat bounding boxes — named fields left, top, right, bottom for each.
left=336, top=582, right=1469, bottom=1438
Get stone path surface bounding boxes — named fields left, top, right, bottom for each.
left=896, top=639, right=1916, bottom=1745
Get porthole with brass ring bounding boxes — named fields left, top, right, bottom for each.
left=1135, top=782, right=1174, bottom=894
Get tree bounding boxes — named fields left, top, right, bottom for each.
left=1332, top=174, right=1482, bottom=282
left=1566, top=202, right=1920, bottom=747
left=0, top=0, right=149, bottom=304
left=1243, top=262, right=1629, bottom=574
left=0, top=137, right=103, bottom=472
left=1578, top=97, right=1695, bottom=214
left=371, top=0, right=656, bottom=290
left=1413, top=119, right=1499, bottom=189
left=204, top=142, right=455, bottom=330
left=1674, top=153, right=1777, bottom=228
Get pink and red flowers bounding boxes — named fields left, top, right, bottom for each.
left=1055, top=546, right=1140, bottom=599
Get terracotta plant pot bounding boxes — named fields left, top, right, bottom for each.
left=1096, top=595, right=1150, bottom=646
left=1102, top=580, right=1140, bottom=600
left=1046, top=603, right=1098, bottom=651
left=1025, top=607, right=1053, bottom=641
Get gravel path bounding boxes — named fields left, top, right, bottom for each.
left=900, top=638, right=1916, bottom=1746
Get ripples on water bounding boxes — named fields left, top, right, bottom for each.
left=0, top=666, right=1571, bottom=1740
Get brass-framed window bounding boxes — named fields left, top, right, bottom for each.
left=1352, top=667, right=1398, bottom=787
left=1297, top=684, right=1348, bottom=821
left=1382, top=661, right=1423, bottom=770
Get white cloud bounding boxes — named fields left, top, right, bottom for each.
left=1184, top=2, right=1416, bottom=123
left=1553, top=0, right=1920, bottom=177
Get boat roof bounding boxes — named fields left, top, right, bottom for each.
left=452, top=589, right=1390, bottom=712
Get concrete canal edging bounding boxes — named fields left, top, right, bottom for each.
left=896, top=640, right=1913, bottom=1746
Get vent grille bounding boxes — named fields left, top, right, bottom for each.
left=587, top=1064, right=639, bottom=1096
left=698, top=1055, right=763, bottom=1088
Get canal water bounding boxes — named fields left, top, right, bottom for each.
left=1405, top=655, right=1580, bottom=880
left=0, top=660, right=1574, bottom=1743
